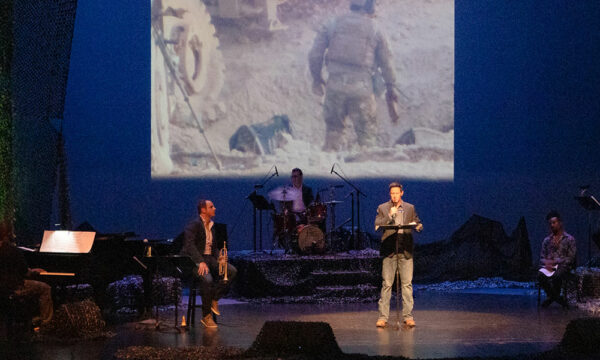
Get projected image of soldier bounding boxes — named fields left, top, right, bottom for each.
left=308, top=0, right=399, bottom=152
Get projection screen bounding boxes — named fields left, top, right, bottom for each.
left=151, top=0, right=454, bottom=179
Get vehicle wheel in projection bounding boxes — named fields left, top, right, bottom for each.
left=151, top=26, right=174, bottom=176
left=162, top=0, right=225, bottom=106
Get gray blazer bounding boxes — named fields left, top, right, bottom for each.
left=374, top=200, right=421, bottom=259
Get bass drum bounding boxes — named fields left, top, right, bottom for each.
left=297, top=225, right=325, bottom=254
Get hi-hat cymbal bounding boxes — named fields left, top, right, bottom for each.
left=268, top=186, right=301, bottom=201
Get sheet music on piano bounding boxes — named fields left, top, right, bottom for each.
left=39, top=230, right=96, bottom=254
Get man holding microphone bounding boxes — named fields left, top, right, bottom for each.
left=374, top=182, right=423, bottom=328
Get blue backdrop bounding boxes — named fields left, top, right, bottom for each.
left=61, top=1, right=600, bottom=263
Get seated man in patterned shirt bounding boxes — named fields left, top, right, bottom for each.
left=538, top=210, right=576, bottom=308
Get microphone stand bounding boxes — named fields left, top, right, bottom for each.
left=331, top=165, right=366, bottom=250
left=247, top=167, right=278, bottom=252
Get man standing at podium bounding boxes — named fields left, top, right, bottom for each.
left=374, top=182, right=422, bottom=328
left=181, top=199, right=237, bottom=328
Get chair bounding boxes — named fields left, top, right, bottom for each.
left=537, top=269, right=579, bottom=306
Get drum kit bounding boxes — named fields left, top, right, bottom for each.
left=268, top=186, right=342, bottom=254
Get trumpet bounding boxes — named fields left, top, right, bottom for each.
left=218, top=241, right=228, bottom=282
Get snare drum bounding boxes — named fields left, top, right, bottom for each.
left=297, top=225, right=325, bottom=254
left=306, top=203, right=327, bottom=224
left=273, top=212, right=296, bottom=234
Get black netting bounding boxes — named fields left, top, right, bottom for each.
left=12, top=0, right=77, bottom=243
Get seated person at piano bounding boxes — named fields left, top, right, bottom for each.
left=181, top=199, right=236, bottom=328
left=538, top=210, right=577, bottom=308
left=0, top=220, right=53, bottom=327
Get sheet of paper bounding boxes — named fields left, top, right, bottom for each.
left=40, top=230, right=96, bottom=254
left=17, top=246, right=36, bottom=252
left=538, top=267, right=556, bottom=277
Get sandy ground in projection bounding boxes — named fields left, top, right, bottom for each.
left=159, top=0, right=454, bottom=179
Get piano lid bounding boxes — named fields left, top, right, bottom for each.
left=39, top=230, right=96, bottom=254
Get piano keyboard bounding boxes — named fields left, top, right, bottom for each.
left=39, top=271, right=76, bottom=277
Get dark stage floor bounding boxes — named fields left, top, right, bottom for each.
left=7, top=289, right=587, bottom=360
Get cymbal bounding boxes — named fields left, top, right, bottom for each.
left=268, top=186, right=301, bottom=201
left=324, top=200, right=343, bottom=205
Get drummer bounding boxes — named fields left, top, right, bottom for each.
left=290, top=168, right=314, bottom=217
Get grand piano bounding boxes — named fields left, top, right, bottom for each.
left=23, top=230, right=175, bottom=308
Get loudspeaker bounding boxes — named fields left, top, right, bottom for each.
left=245, top=321, right=343, bottom=358
left=560, top=318, right=600, bottom=355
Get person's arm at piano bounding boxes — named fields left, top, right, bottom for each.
left=14, top=247, right=30, bottom=278
left=27, top=268, right=46, bottom=277
left=12, top=246, right=44, bottom=278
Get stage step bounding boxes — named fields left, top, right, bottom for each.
left=307, top=257, right=381, bottom=273
left=230, top=251, right=383, bottom=302
left=310, top=270, right=378, bottom=287
left=314, top=284, right=379, bottom=300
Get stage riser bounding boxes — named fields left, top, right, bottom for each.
left=230, top=253, right=382, bottom=301
left=576, top=268, right=600, bottom=298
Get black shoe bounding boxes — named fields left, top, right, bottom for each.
left=541, top=298, right=553, bottom=308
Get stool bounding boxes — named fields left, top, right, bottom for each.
left=186, top=278, right=217, bottom=327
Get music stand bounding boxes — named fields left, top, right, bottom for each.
left=375, top=223, right=417, bottom=331
left=136, top=255, right=197, bottom=332
left=575, top=195, right=600, bottom=266
left=377, top=224, right=418, bottom=231
left=248, top=191, right=274, bottom=251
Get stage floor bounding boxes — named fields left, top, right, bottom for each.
left=33, top=290, right=585, bottom=359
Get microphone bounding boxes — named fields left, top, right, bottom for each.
left=274, top=166, right=279, bottom=177
left=330, top=164, right=335, bottom=174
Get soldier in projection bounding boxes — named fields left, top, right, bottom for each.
left=309, top=0, right=398, bottom=151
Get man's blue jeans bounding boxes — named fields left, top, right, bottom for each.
left=377, top=253, right=413, bottom=322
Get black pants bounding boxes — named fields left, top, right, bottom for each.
left=538, top=266, right=569, bottom=301
left=194, top=255, right=237, bottom=317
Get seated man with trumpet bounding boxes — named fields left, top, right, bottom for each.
left=181, top=199, right=236, bottom=328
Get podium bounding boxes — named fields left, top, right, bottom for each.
left=575, top=195, right=600, bottom=266
left=376, top=223, right=418, bottom=231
